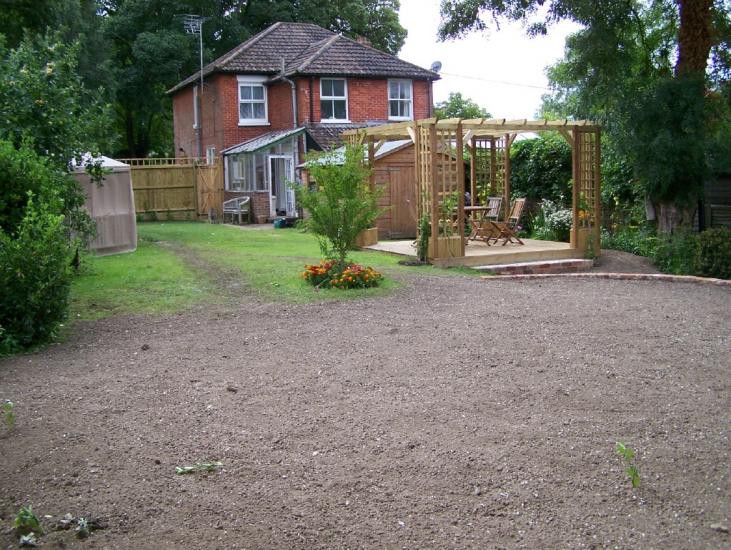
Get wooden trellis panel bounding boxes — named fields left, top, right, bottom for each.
left=572, top=128, right=601, bottom=250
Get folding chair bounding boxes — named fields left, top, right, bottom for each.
left=468, top=196, right=502, bottom=244
left=490, top=198, right=526, bottom=245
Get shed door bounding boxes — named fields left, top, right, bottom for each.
left=389, top=166, right=417, bottom=238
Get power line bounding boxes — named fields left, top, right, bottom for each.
left=439, top=71, right=551, bottom=91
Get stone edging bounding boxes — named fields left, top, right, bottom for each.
left=480, top=272, right=731, bottom=287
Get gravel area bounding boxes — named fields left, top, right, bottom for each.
left=0, top=272, right=729, bottom=549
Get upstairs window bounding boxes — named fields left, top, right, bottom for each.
left=238, top=76, right=268, bottom=125
left=320, top=78, right=348, bottom=122
left=388, top=79, right=413, bottom=120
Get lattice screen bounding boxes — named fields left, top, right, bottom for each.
left=576, top=129, right=599, bottom=230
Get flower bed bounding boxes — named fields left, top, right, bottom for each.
left=302, top=260, right=383, bottom=289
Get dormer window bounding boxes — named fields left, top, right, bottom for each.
left=320, top=78, right=348, bottom=122
left=388, top=79, right=413, bottom=120
left=238, top=75, right=268, bottom=125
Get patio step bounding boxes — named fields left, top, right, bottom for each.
left=472, top=258, right=594, bottom=275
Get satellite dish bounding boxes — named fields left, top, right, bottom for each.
left=430, top=61, right=442, bottom=73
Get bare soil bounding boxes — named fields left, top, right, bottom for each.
left=1, top=261, right=729, bottom=549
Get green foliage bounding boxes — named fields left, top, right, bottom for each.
left=438, top=191, right=460, bottom=237
left=435, top=92, right=491, bottom=119
left=0, top=32, right=111, bottom=170
left=652, top=230, right=700, bottom=275
left=601, top=226, right=657, bottom=258
left=510, top=134, right=572, bottom=207
left=531, top=199, right=572, bottom=242
left=0, top=195, right=74, bottom=354
left=175, top=461, right=223, bottom=475
left=0, top=140, right=83, bottom=234
left=416, top=210, right=431, bottom=262
left=698, top=228, right=731, bottom=279
left=296, top=146, right=384, bottom=266
left=13, top=505, right=44, bottom=537
left=3, top=400, right=15, bottom=430
left=615, top=442, right=641, bottom=488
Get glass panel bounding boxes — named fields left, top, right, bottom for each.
left=253, top=103, right=265, bottom=119
left=403, top=100, right=411, bottom=117
left=389, top=101, right=399, bottom=118
left=252, top=86, right=264, bottom=100
left=241, top=86, right=252, bottom=100
left=255, top=153, right=267, bottom=191
left=332, top=79, right=345, bottom=97
left=240, top=103, right=252, bottom=119
left=321, top=100, right=333, bottom=119
left=334, top=100, right=346, bottom=120
left=400, top=84, right=411, bottom=99
left=321, top=79, right=333, bottom=96
left=389, top=80, right=399, bottom=98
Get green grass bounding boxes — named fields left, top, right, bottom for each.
left=71, top=222, right=479, bottom=318
left=71, top=239, right=213, bottom=319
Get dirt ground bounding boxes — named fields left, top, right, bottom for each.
left=1, top=256, right=729, bottom=549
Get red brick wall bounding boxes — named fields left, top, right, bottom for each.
left=173, top=75, right=434, bottom=155
left=219, top=75, right=295, bottom=149
left=299, top=77, right=433, bottom=123
left=172, top=86, right=197, bottom=158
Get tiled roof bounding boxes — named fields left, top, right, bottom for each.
left=304, top=122, right=388, bottom=151
left=221, top=127, right=305, bottom=155
left=169, top=22, right=438, bottom=94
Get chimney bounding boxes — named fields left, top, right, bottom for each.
left=355, top=35, right=372, bottom=48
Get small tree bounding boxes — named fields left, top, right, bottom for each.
left=296, top=145, right=384, bottom=268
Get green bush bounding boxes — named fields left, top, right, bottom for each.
left=532, top=199, right=572, bottom=242
left=0, top=195, right=74, bottom=354
left=295, top=145, right=384, bottom=267
left=601, top=225, right=657, bottom=257
left=652, top=231, right=700, bottom=275
left=698, top=228, right=731, bottom=279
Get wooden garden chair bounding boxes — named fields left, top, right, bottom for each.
left=490, top=197, right=526, bottom=245
left=468, top=196, right=502, bottom=244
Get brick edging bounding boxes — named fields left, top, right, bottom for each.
left=480, top=272, right=731, bottom=287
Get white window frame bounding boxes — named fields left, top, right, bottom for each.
left=388, top=79, right=413, bottom=121
left=237, top=75, right=269, bottom=126
left=226, top=152, right=269, bottom=192
left=193, top=85, right=199, bottom=129
left=320, top=78, right=349, bottom=123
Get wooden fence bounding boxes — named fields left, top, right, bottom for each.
left=119, top=159, right=224, bottom=220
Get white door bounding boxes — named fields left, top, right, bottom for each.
left=269, top=155, right=295, bottom=216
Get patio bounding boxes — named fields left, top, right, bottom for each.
left=368, top=237, right=574, bottom=267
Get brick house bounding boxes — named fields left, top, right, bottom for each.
left=168, top=21, right=438, bottom=222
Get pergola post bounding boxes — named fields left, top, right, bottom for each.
left=367, top=137, right=375, bottom=193
left=429, top=122, right=439, bottom=259
left=456, top=121, right=466, bottom=256
left=571, top=128, right=579, bottom=249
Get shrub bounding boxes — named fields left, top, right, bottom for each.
left=698, top=228, right=731, bottom=279
left=0, top=195, right=74, bottom=354
left=296, top=145, right=384, bottom=267
left=652, top=230, right=700, bottom=275
left=532, top=199, right=572, bottom=242
left=601, top=225, right=657, bottom=257
left=302, top=260, right=383, bottom=290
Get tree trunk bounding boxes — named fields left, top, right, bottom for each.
left=675, top=0, right=714, bottom=76
left=657, top=202, right=696, bottom=234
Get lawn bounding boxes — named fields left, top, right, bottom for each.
left=71, top=222, right=476, bottom=318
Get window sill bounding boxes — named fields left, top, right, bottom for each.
left=238, top=120, right=271, bottom=127
left=388, top=117, right=413, bottom=122
left=319, top=119, right=351, bottom=124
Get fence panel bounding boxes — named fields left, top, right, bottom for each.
left=131, top=165, right=197, bottom=220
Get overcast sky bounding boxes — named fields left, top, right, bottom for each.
left=397, top=0, right=582, bottom=119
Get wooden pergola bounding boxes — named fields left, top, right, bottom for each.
left=344, top=118, right=601, bottom=262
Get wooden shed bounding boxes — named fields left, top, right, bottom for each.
left=300, top=140, right=467, bottom=240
